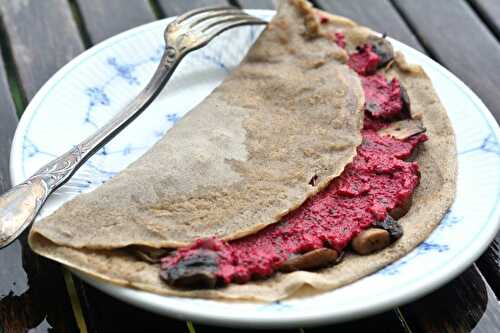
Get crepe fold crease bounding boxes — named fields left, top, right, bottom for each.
left=29, top=0, right=456, bottom=302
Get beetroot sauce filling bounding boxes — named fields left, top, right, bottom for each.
left=347, top=44, right=380, bottom=76
left=160, top=36, right=427, bottom=287
left=362, top=75, right=404, bottom=119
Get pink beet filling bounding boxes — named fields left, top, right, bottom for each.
left=346, top=41, right=405, bottom=120
left=161, top=130, right=426, bottom=285
left=362, top=75, right=404, bottom=119
left=160, top=31, right=424, bottom=287
left=347, top=44, right=380, bottom=75
left=334, top=32, right=346, bottom=48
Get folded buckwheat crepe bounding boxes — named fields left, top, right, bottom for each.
left=29, top=0, right=456, bottom=301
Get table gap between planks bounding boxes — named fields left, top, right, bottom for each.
left=0, top=0, right=498, bottom=332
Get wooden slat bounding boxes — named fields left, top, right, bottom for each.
left=315, top=0, right=424, bottom=52
left=80, top=262, right=191, bottom=329
left=76, top=0, right=156, bottom=44
left=195, top=321, right=300, bottom=333
left=0, top=0, right=85, bottom=100
left=392, top=0, right=500, bottom=122
left=307, top=311, right=407, bottom=333
left=470, top=0, right=500, bottom=39
left=236, top=0, right=276, bottom=9
left=476, top=236, right=500, bottom=297
left=400, top=266, right=500, bottom=332
left=196, top=311, right=407, bottom=332
left=0, top=237, right=81, bottom=333
left=0, top=1, right=87, bottom=332
left=80, top=285, right=188, bottom=332
left=0, top=45, right=51, bottom=333
left=156, top=0, right=230, bottom=16
left=0, top=52, right=78, bottom=329
left=193, top=311, right=406, bottom=333
left=0, top=54, right=17, bottom=194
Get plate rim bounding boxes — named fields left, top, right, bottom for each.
left=9, top=10, right=500, bottom=328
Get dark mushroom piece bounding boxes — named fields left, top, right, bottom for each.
left=377, top=119, right=426, bottom=140
left=160, top=249, right=219, bottom=289
left=377, top=119, right=426, bottom=162
left=352, top=215, right=403, bottom=255
left=368, top=35, right=394, bottom=68
left=373, top=215, right=403, bottom=241
left=400, top=84, right=411, bottom=117
left=280, top=248, right=338, bottom=273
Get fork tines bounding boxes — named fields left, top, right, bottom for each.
left=175, top=6, right=267, bottom=41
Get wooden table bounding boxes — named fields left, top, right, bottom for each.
left=0, top=1, right=499, bottom=332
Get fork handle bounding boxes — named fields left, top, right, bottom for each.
left=0, top=45, right=182, bottom=248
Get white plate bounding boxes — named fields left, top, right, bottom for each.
left=9, top=10, right=500, bottom=328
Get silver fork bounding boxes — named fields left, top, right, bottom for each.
left=0, top=7, right=266, bottom=248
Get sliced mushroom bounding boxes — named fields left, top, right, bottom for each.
left=373, top=215, right=403, bottom=241
left=368, top=35, right=394, bottom=68
left=160, top=249, right=219, bottom=289
left=133, top=246, right=171, bottom=263
left=280, top=248, right=338, bottom=273
left=388, top=194, right=413, bottom=220
left=400, top=84, right=411, bottom=117
left=351, top=228, right=391, bottom=255
left=377, top=119, right=426, bottom=140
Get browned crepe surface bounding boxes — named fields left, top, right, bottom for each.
left=29, top=0, right=456, bottom=302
